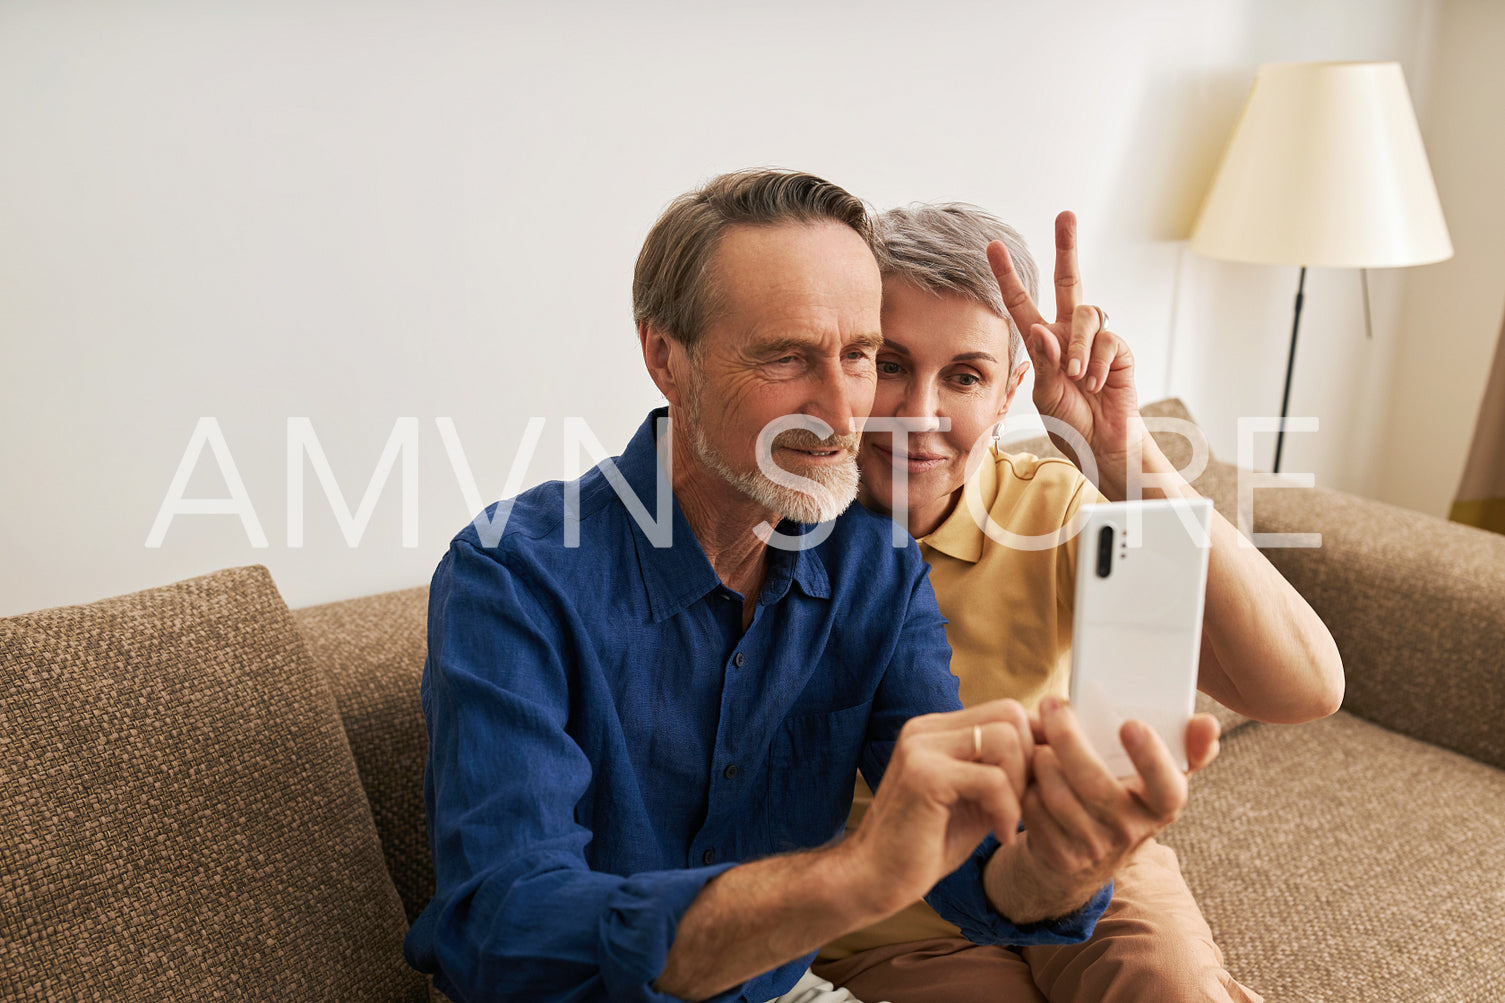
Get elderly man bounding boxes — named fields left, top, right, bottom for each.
left=402, top=169, right=1117, bottom=1003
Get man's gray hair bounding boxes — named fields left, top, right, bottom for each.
left=877, top=202, right=1038, bottom=367
left=633, top=168, right=878, bottom=352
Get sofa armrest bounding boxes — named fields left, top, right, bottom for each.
left=1238, top=475, right=1505, bottom=770
left=293, top=586, right=435, bottom=924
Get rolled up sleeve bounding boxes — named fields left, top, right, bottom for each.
left=596, top=869, right=743, bottom=1001
left=926, top=837, right=1113, bottom=946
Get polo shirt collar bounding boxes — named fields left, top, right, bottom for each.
left=917, top=449, right=998, bottom=564
left=617, top=408, right=831, bottom=623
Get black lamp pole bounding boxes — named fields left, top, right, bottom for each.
left=1273, top=266, right=1307, bottom=473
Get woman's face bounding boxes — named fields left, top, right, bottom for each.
left=858, top=277, right=1028, bottom=538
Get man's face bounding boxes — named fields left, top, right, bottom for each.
left=676, top=221, right=883, bottom=524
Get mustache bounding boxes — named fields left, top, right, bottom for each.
left=772, top=428, right=860, bottom=453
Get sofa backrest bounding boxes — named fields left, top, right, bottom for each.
left=293, top=586, right=435, bottom=925
left=1242, top=476, right=1505, bottom=770
left=0, top=566, right=427, bottom=1001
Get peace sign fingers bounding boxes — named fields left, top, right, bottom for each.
left=987, top=239, right=1047, bottom=339
left=1053, top=210, right=1083, bottom=325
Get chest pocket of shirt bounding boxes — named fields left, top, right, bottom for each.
left=766, top=701, right=871, bottom=854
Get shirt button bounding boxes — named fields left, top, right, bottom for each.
left=723, top=763, right=740, bottom=779
left=701, top=848, right=716, bottom=865
left=733, top=652, right=746, bottom=667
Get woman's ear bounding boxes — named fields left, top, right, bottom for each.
left=639, top=323, right=684, bottom=407
left=1000, top=358, right=1031, bottom=416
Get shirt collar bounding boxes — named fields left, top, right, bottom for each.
left=757, top=523, right=832, bottom=605
left=618, top=408, right=831, bottom=623
left=917, top=450, right=998, bottom=564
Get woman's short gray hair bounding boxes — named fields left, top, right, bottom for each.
left=876, top=202, right=1038, bottom=367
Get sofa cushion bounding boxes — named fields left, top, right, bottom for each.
left=1162, top=711, right=1505, bottom=1001
left=0, top=566, right=427, bottom=1001
left=293, top=586, right=434, bottom=924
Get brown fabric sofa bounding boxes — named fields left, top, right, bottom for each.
left=3, top=399, right=1503, bottom=1001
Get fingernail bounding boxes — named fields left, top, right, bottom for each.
left=1067, top=359, right=1082, bottom=378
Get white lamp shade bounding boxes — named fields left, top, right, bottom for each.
left=1190, top=62, right=1453, bottom=268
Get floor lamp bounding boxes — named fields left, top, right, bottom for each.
left=1189, top=62, right=1452, bottom=473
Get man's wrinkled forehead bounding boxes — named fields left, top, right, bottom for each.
left=698, top=221, right=882, bottom=333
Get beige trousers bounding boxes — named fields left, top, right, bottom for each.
left=811, top=840, right=1261, bottom=1003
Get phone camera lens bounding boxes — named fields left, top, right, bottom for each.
left=1096, top=525, right=1114, bottom=578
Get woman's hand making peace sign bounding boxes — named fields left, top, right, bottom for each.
left=987, top=211, right=1144, bottom=492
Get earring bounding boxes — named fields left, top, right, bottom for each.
left=992, top=420, right=1005, bottom=451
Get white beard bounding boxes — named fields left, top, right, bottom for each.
left=681, top=376, right=860, bottom=525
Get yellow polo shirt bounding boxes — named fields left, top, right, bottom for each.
left=821, top=450, right=1102, bottom=959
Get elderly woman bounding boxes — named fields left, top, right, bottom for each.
left=812, top=204, right=1344, bottom=1003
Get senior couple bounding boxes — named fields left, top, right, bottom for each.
left=405, top=169, right=1344, bottom=1003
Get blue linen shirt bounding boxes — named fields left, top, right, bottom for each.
left=404, top=408, right=1109, bottom=1003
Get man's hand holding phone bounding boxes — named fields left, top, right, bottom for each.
left=985, top=699, right=1220, bottom=926
left=848, top=700, right=1037, bottom=920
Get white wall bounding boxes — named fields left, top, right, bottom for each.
left=0, top=0, right=1447, bottom=616
left=1369, top=0, right=1505, bottom=515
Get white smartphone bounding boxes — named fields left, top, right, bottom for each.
left=1068, top=497, right=1213, bottom=778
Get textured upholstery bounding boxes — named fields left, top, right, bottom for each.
left=1243, top=478, right=1505, bottom=772
left=1163, top=711, right=1505, bottom=1002
left=294, top=586, right=434, bottom=924
left=0, top=566, right=426, bottom=1001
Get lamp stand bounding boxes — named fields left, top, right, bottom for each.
left=1273, top=266, right=1307, bottom=473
